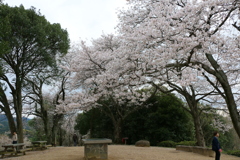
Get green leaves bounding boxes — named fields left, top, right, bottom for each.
left=0, top=3, right=70, bottom=143
left=0, top=4, right=70, bottom=73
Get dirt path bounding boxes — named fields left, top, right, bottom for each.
left=3, top=145, right=240, bottom=160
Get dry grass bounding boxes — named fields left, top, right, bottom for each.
left=3, top=145, right=240, bottom=160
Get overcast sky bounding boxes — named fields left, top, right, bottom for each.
left=4, top=0, right=127, bottom=43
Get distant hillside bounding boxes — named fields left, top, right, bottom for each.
left=0, top=114, right=8, bottom=121
left=0, top=114, right=31, bottom=134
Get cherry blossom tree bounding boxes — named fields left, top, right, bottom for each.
left=151, top=72, right=218, bottom=146
left=116, top=0, right=240, bottom=139
left=61, top=0, right=240, bottom=144
left=63, top=35, right=158, bottom=143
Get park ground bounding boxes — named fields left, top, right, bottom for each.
left=3, top=145, right=240, bottom=160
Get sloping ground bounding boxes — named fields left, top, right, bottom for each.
left=3, top=145, right=240, bottom=160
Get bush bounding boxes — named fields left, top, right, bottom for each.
left=226, top=150, right=240, bottom=157
left=157, top=140, right=176, bottom=147
left=177, top=141, right=196, bottom=146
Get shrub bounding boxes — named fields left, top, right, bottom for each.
left=226, top=150, right=240, bottom=157
left=177, top=141, right=196, bottom=146
left=157, top=140, right=176, bottom=147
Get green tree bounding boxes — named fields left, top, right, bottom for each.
left=123, top=93, right=194, bottom=145
left=0, top=4, right=70, bottom=143
left=75, top=92, right=194, bottom=145
left=75, top=108, right=113, bottom=139
left=79, top=88, right=158, bottom=143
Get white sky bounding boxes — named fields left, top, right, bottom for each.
left=4, top=0, right=127, bottom=43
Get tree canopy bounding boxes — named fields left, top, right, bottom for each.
left=63, top=0, right=240, bottom=143
left=0, top=4, right=70, bottom=143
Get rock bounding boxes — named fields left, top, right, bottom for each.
left=135, top=140, right=150, bottom=147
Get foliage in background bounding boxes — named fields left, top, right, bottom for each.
left=28, top=118, right=46, bottom=141
left=122, top=93, right=194, bottom=145
left=176, top=141, right=197, bottom=146
left=157, top=140, right=198, bottom=148
left=75, top=93, right=195, bottom=145
left=75, top=108, right=114, bottom=139
left=157, top=141, right=176, bottom=148
left=0, top=3, right=70, bottom=143
left=200, top=109, right=240, bottom=150
left=28, top=116, right=72, bottom=146
left=226, top=150, right=240, bottom=157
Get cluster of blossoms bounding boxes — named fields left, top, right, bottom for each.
left=59, top=0, right=240, bottom=140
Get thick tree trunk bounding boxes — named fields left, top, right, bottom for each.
left=205, top=53, right=240, bottom=139
left=192, top=112, right=205, bottom=147
left=14, top=80, right=24, bottom=143
left=51, top=114, right=64, bottom=146
left=59, top=127, right=63, bottom=146
left=41, top=107, right=51, bottom=144
left=5, top=112, right=17, bottom=134
left=0, top=86, right=17, bottom=136
left=43, top=116, right=50, bottom=144
left=183, top=87, right=206, bottom=147
left=51, top=123, right=58, bottom=146
left=16, top=112, right=24, bottom=143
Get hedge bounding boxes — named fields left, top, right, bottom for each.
left=226, top=150, right=240, bottom=157
left=176, top=141, right=196, bottom=146
left=157, top=141, right=176, bottom=147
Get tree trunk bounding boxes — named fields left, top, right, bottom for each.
left=51, top=123, right=58, bottom=146
left=113, top=119, right=123, bottom=144
left=5, top=112, right=17, bottom=134
left=0, top=86, right=17, bottom=135
left=41, top=105, right=51, bottom=144
left=51, top=114, right=63, bottom=146
left=183, top=87, right=206, bottom=147
left=15, top=80, right=24, bottom=143
left=43, top=115, right=50, bottom=144
left=205, top=53, right=240, bottom=139
left=59, top=126, right=63, bottom=146
left=16, top=112, right=24, bottom=143
left=192, top=111, right=205, bottom=147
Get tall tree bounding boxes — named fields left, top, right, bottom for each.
left=0, top=4, right=69, bottom=142
left=62, top=0, right=240, bottom=144
left=117, top=0, right=240, bottom=139
left=23, top=74, right=55, bottom=144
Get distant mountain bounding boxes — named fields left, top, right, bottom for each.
left=0, top=114, right=8, bottom=121
left=0, top=114, right=31, bottom=134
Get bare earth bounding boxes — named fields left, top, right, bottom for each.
left=3, top=145, right=240, bottom=160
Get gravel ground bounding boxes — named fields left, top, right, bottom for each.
left=2, top=145, right=240, bottom=160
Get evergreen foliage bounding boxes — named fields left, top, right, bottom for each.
left=226, top=150, right=240, bottom=157
left=176, top=141, right=197, bottom=146
left=74, top=108, right=114, bottom=139
left=75, top=93, right=195, bottom=145
left=0, top=3, right=70, bottom=143
left=157, top=140, right=176, bottom=147
left=122, top=93, right=194, bottom=145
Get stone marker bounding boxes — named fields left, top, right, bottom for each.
left=82, top=138, right=112, bottom=160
